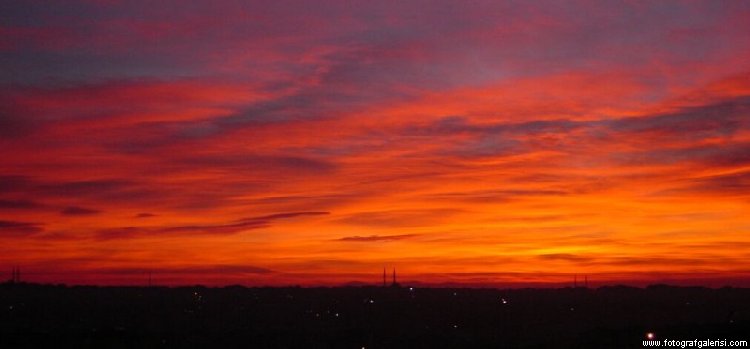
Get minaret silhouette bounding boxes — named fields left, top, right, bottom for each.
left=574, top=274, right=577, bottom=288
left=390, top=268, right=401, bottom=288
left=10, top=266, right=20, bottom=283
left=383, top=267, right=386, bottom=287
left=584, top=275, right=588, bottom=288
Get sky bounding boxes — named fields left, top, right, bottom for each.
left=1, top=0, right=750, bottom=287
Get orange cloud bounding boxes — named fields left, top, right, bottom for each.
left=2, top=0, right=750, bottom=287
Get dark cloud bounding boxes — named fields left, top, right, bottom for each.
left=604, top=97, right=750, bottom=166
left=38, top=179, right=134, bottom=197
left=103, top=121, right=186, bottom=154
left=662, top=171, right=750, bottom=196
left=400, top=116, right=582, bottom=158
left=511, top=174, right=568, bottom=183
left=406, top=116, right=583, bottom=137
left=539, top=254, right=741, bottom=267
left=602, top=256, right=737, bottom=267
left=451, top=136, right=523, bottom=158
left=703, top=142, right=750, bottom=168
left=0, top=106, right=38, bottom=138
left=104, top=118, right=280, bottom=155
left=339, top=209, right=459, bottom=227
left=0, top=175, right=33, bottom=194
left=157, top=220, right=270, bottom=234
left=60, top=206, right=100, bottom=215
left=94, top=227, right=141, bottom=240
left=241, top=155, right=336, bottom=174
left=538, top=253, right=593, bottom=262
left=0, top=176, right=163, bottom=203
left=183, top=264, right=273, bottom=275
left=249, top=193, right=364, bottom=214
left=240, top=211, right=330, bottom=222
left=103, top=264, right=273, bottom=275
left=104, top=84, right=408, bottom=154
left=337, top=234, right=418, bottom=242
left=97, top=221, right=270, bottom=240
left=396, top=95, right=750, bottom=161
left=0, top=220, right=43, bottom=235
left=0, top=199, right=44, bottom=209
left=218, top=94, right=328, bottom=125
left=615, top=142, right=750, bottom=170
left=172, top=210, right=330, bottom=233
left=97, top=211, right=330, bottom=239
left=406, top=95, right=748, bottom=142
left=424, top=189, right=569, bottom=203
left=606, top=96, right=750, bottom=138
left=135, top=213, right=156, bottom=218
left=175, top=154, right=337, bottom=174
left=691, top=171, right=750, bottom=191
left=2, top=0, right=747, bottom=86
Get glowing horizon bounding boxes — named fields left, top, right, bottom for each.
left=2, top=1, right=750, bottom=287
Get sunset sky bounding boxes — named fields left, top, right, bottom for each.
left=2, top=1, right=750, bottom=287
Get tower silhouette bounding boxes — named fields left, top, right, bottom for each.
left=391, top=268, right=400, bottom=288
left=383, top=267, right=386, bottom=287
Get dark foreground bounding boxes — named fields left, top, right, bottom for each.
left=1, top=283, right=749, bottom=348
